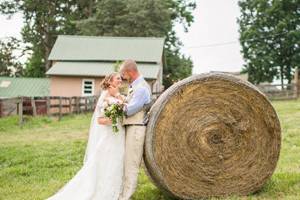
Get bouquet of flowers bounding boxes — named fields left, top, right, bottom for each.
left=103, top=101, right=125, bottom=133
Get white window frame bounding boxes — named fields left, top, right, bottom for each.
left=82, top=79, right=95, bottom=96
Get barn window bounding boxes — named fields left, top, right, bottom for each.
left=82, top=79, right=95, bottom=96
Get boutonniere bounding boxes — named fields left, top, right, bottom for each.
left=128, top=88, right=133, bottom=94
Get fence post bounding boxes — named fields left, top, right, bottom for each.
left=91, top=96, right=95, bottom=111
left=296, top=82, right=300, bottom=98
left=296, top=69, right=299, bottom=98
left=76, top=97, right=80, bottom=114
left=31, top=97, right=37, bottom=116
left=18, top=97, right=23, bottom=125
left=293, top=84, right=297, bottom=99
left=59, top=96, right=62, bottom=120
left=85, top=97, right=88, bottom=112
left=92, top=96, right=95, bottom=110
left=46, top=96, right=51, bottom=117
left=0, top=99, right=2, bottom=118
left=69, top=97, right=72, bottom=114
left=94, top=96, right=97, bottom=110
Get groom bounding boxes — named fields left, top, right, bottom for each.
left=118, top=59, right=151, bottom=200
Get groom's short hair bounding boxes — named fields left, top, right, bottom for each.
left=120, top=59, right=138, bottom=72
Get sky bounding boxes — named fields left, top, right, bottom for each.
left=0, top=0, right=245, bottom=75
left=175, top=0, right=245, bottom=74
left=0, top=13, right=23, bottom=39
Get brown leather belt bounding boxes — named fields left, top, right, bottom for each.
left=125, top=124, right=146, bottom=126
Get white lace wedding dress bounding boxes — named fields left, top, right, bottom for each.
left=46, top=90, right=125, bottom=200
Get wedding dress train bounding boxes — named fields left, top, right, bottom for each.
left=46, top=90, right=125, bottom=200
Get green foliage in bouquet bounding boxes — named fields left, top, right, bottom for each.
left=104, top=104, right=125, bottom=133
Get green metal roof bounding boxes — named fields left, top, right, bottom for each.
left=48, top=35, right=165, bottom=63
left=46, top=62, right=160, bottom=79
left=0, top=77, right=50, bottom=98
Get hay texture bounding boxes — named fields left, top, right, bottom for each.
left=144, top=73, right=281, bottom=199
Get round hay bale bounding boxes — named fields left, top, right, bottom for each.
left=144, top=73, right=281, bottom=199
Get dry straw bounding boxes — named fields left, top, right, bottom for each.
left=143, top=72, right=281, bottom=199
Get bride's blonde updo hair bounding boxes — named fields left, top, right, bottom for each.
left=100, top=72, right=119, bottom=90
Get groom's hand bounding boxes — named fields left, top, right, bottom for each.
left=122, top=103, right=128, bottom=116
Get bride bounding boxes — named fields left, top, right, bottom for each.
left=46, top=72, right=126, bottom=200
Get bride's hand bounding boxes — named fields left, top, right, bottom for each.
left=97, top=117, right=112, bottom=125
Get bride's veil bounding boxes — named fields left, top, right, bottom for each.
left=83, top=90, right=108, bottom=164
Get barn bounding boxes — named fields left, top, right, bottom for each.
left=46, top=35, right=165, bottom=97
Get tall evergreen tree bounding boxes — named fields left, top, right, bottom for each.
left=0, top=37, right=24, bottom=77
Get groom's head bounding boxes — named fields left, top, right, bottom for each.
left=119, top=59, right=140, bottom=83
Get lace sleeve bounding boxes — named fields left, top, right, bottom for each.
left=95, top=102, right=105, bottom=118
left=95, top=91, right=108, bottom=118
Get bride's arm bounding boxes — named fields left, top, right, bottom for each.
left=97, top=117, right=112, bottom=125
left=96, top=94, right=112, bottom=125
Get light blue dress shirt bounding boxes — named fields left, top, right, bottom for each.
left=126, top=76, right=151, bottom=116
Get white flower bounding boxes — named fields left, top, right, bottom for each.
left=107, top=105, right=113, bottom=111
left=102, top=101, right=109, bottom=108
left=128, top=88, right=133, bottom=94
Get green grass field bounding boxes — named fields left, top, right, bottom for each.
left=0, top=99, right=299, bottom=200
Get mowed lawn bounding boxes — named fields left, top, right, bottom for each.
left=0, top=99, right=299, bottom=200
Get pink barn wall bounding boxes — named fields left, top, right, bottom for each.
left=50, top=76, right=104, bottom=97
left=50, top=75, right=155, bottom=97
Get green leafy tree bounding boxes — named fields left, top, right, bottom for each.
left=164, top=50, right=193, bottom=87
left=238, top=0, right=300, bottom=87
left=77, top=0, right=196, bottom=88
left=0, top=37, right=24, bottom=77
left=0, top=0, right=97, bottom=77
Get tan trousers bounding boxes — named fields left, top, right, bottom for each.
left=118, top=125, right=146, bottom=200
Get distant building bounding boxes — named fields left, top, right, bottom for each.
left=46, top=35, right=165, bottom=97
left=209, top=71, right=248, bottom=82
left=0, top=77, right=50, bottom=117
left=0, top=77, right=50, bottom=98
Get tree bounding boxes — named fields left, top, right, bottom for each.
left=164, top=50, right=193, bottom=87
left=238, top=0, right=300, bottom=88
left=0, top=37, right=24, bottom=77
left=0, top=0, right=195, bottom=86
left=0, top=0, right=97, bottom=77
left=77, top=0, right=196, bottom=88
